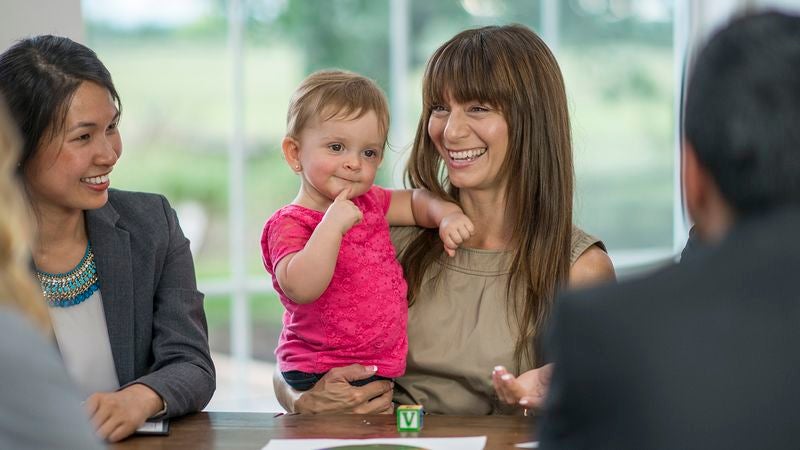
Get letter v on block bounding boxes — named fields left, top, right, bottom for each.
left=396, top=404, right=423, bottom=431
left=401, top=410, right=417, bottom=428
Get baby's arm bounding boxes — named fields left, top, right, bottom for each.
left=276, top=190, right=362, bottom=303
left=387, top=189, right=475, bottom=257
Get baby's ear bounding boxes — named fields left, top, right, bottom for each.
left=281, top=136, right=302, bottom=172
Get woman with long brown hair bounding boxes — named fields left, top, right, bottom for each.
left=274, top=23, right=614, bottom=415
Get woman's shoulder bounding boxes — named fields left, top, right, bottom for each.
left=96, top=189, right=176, bottom=237
left=107, top=189, right=169, bottom=213
left=570, top=226, right=606, bottom=264
left=569, top=226, right=615, bottom=288
left=0, top=308, right=104, bottom=449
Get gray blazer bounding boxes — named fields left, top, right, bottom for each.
left=0, top=309, right=104, bottom=450
left=86, top=189, right=215, bottom=418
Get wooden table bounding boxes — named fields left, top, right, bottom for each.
left=112, top=412, right=536, bottom=450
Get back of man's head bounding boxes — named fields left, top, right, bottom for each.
left=685, top=11, right=800, bottom=215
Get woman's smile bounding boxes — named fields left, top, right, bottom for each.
left=80, top=172, right=111, bottom=191
left=444, top=148, right=489, bottom=170
left=428, top=97, right=509, bottom=190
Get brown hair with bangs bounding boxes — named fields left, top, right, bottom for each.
left=286, top=69, right=389, bottom=145
left=401, top=24, right=573, bottom=370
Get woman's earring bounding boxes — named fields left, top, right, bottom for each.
left=295, top=165, right=301, bottom=171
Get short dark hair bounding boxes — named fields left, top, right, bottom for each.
left=0, top=35, right=120, bottom=170
left=685, top=11, right=800, bottom=214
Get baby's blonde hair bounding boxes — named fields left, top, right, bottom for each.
left=286, top=69, right=389, bottom=146
left=0, top=97, right=49, bottom=333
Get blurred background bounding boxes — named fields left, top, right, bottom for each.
left=7, top=0, right=793, bottom=412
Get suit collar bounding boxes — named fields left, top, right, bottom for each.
left=86, top=198, right=136, bottom=384
left=86, top=194, right=120, bottom=228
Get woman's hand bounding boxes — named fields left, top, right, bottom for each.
left=492, top=364, right=554, bottom=412
left=85, top=383, right=164, bottom=443
left=280, top=364, right=394, bottom=414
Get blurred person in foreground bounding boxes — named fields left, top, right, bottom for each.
left=0, top=35, right=215, bottom=442
left=540, top=11, right=800, bottom=450
left=0, top=97, right=103, bottom=449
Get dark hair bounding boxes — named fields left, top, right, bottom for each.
left=0, top=35, right=120, bottom=170
left=401, top=24, right=573, bottom=369
left=685, top=11, right=800, bottom=214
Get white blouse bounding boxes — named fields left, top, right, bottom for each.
left=49, top=291, right=120, bottom=398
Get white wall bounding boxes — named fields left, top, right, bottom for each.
left=0, top=0, right=84, bottom=51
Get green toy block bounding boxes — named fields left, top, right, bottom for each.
left=396, top=404, right=424, bottom=432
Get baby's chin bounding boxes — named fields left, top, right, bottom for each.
left=332, top=185, right=370, bottom=200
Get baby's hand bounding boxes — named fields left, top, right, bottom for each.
left=322, top=188, right=363, bottom=235
left=439, top=212, right=475, bottom=257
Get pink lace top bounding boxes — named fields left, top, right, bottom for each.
left=261, top=185, right=408, bottom=377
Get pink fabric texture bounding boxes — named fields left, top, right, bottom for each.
left=261, top=185, right=408, bottom=377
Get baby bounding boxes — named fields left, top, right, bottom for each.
left=261, top=69, right=474, bottom=391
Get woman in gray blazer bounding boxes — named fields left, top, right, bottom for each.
left=0, top=35, right=215, bottom=442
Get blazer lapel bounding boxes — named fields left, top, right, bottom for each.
left=86, top=201, right=136, bottom=385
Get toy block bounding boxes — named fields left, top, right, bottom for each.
left=396, top=404, right=424, bottom=432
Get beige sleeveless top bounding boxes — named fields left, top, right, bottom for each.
left=391, top=226, right=604, bottom=415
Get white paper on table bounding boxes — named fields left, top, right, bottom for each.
left=262, top=436, right=487, bottom=450
left=515, top=441, right=539, bottom=448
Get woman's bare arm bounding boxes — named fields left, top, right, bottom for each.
left=568, top=244, right=616, bottom=289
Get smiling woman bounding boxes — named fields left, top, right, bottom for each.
left=398, top=23, right=614, bottom=415
left=24, top=82, right=121, bottom=214
left=0, top=35, right=215, bottom=443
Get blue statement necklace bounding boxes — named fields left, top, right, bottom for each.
left=36, top=243, right=100, bottom=308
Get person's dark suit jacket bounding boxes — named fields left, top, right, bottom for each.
left=680, top=226, right=710, bottom=263
left=86, top=189, right=215, bottom=418
left=539, top=207, right=800, bottom=450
